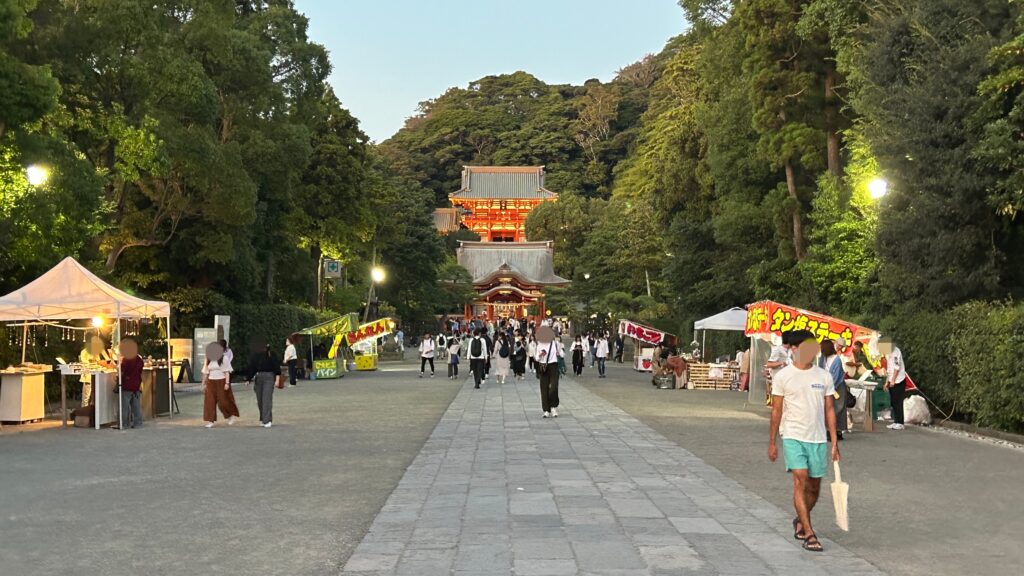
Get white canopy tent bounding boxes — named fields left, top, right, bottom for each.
left=693, top=307, right=747, bottom=360
left=0, top=257, right=173, bottom=428
left=694, top=307, right=747, bottom=332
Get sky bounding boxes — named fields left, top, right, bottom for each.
left=294, top=0, right=688, bottom=142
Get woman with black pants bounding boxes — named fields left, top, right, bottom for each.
left=536, top=331, right=564, bottom=418
left=570, top=336, right=585, bottom=376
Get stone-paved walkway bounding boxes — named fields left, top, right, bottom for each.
left=340, top=376, right=883, bottom=576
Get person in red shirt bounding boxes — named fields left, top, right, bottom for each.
left=119, top=339, right=145, bottom=429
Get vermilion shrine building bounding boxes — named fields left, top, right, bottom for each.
left=436, top=166, right=568, bottom=320
left=450, top=166, right=557, bottom=242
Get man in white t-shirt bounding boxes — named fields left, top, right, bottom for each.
left=768, top=330, right=839, bottom=553
left=879, top=336, right=907, bottom=430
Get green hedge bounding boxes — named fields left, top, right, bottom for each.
left=892, top=301, right=1024, bottom=434
left=948, top=302, right=1024, bottom=434
left=161, top=287, right=332, bottom=356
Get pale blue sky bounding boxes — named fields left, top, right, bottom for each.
left=295, top=0, right=688, bottom=142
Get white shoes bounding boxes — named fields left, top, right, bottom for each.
left=227, top=416, right=238, bottom=426
left=551, top=408, right=558, bottom=418
left=262, top=422, right=272, bottom=428
left=887, top=423, right=905, bottom=430
left=542, top=411, right=550, bottom=418
left=204, top=421, right=215, bottom=428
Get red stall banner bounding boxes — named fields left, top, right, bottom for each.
left=344, top=318, right=395, bottom=346
left=745, top=301, right=868, bottom=344
left=618, top=319, right=669, bottom=347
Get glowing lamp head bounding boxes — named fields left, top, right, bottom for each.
left=583, top=273, right=591, bottom=280
left=91, top=317, right=104, bottom=328
left=370, top=266, right=386, bottom=284
left=26, top=165, right=50, bottom=187
left=869, top=178, right=889, bottom=199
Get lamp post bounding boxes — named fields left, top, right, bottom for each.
left=363, top=264, right=386, bottom=323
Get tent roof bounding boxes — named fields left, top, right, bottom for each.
left=0, top=257, right=170, bottom=321
left=298, top=313, right=359, bottom=336
left=694, top=307, right=747, bottom=331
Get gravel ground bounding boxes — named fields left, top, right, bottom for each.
left=0, top=360, right=460, bottom=576
left=583, top=360, right=1024, bottom=576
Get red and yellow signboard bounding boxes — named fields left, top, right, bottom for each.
left=344, top=318, right=396, bottom=346
left=745, top=301, right=868, bottom=343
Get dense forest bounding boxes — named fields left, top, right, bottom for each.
left=0, top=0, right=456, bottom=342
left=380, top=0, right=1024, bottom=432
left=2, top=0, right=1023, bottom=431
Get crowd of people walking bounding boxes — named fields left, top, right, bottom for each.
left=410, top=316, right=627, bottom=418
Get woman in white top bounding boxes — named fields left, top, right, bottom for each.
left=493, top=333, right=512, bottom=384
left=596, top=335, right=610, bottom=378
left=527, top=335, right=538, bottom=375
left=535, top=330, right=565, bottom=418
left=447, top=337, right=461, bottom=380
left=201, top=345, right=239, bottom=428
left=419, top=333, right=436, bottom=378
left=283, top=337, right=298, bottom=386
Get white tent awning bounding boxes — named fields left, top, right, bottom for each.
left=0, top=257, right=170, bottom=321
left=694, top=307, right=747, bottom=332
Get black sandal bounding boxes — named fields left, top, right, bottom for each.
left=792, top=518, right=806, bottom=541
left=802, top=533, right=823, bottom=552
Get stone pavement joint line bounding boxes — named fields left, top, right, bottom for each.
left=340, top=377, right=883, bottom=576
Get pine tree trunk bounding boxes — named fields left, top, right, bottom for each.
left=785, top=160, right=805, bottom=260
left=265, top=253, right=275, bottom=301
left=825, top=67, right=842, bottom=176
left=310, top=243, right=322, bottom=308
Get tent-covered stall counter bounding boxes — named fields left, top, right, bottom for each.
left=618, top=320, right=676, bottom=372
left=347, top=318, right=396, bottom=371
left=0, top=258, right=173, bottom=429
left=297, top=313, right=359, bottom=380
left=689, top=307, right=748, bottom=390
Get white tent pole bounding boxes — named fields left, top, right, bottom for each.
left=166, top=315, right=173, bottom=420
left=702, top=330, right=706, bottom=361
left=21, top=323, right=28, bottom=363
left=116, top=306, right=123, bottom=431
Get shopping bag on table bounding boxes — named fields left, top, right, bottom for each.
left=832, top=461, right=849, bottom=531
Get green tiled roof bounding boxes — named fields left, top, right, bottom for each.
left=457, top=241, right=570, bottom=285
left=450, top=166, right=558, bottom=200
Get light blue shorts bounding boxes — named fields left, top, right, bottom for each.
left=783, top=439, right=828, bottom=478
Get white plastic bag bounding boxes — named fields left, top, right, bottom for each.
left=903, top=395, right=932, bottom=425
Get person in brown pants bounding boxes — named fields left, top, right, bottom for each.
left=202, top=350, right=239, bottom=428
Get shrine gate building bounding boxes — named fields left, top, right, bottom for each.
left=450, top=166, right=557, bottom=242
left=444, top=166, right=568, bottom=321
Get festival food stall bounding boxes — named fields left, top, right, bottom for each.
left=298, top=313, right=359, bottom=379
left=744, top=301, right=883, bottom=424
left=346, top=318, right=396, bottom=371
left=689, top=307, right=748, bottom=390
left=0, top=257, right=172, bottom=429
left=618, top=319, right=676, bottom=372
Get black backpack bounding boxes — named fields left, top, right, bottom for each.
left=471, top=338, right=482, bottom=357
left=499, top=342, right=510, bottom=358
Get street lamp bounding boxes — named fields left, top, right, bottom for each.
left=869, top=178, right=888, bottom=199
left=363, top=265, right=386, bottom=322
left=583, top=273, right=591, bottom=280
left=26, top=164, right=49, bottom=187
